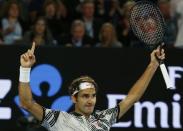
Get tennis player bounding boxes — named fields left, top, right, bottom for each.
left=18, top=42, right=165, bottom=131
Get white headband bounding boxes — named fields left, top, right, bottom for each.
left=72, top=82, right=95, bottom=95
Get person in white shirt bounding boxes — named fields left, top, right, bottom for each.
left=18, top=42, right=165, bottom=131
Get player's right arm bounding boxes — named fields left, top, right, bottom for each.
left=18, top=42, right=43, bottom=121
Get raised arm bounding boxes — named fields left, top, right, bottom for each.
left=18, top=42, right=43, bottom=121
left=118, top=47, right=165, bottom=119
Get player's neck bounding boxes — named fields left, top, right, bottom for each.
left=74, top=109, right=90, bottom=119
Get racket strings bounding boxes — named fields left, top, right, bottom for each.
left=129, top=1, right=165, bottom=46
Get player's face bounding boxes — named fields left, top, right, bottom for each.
left=74, top=88, right=96, bottom=116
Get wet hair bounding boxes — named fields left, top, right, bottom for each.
left=68, top=75, right=98, bottom=96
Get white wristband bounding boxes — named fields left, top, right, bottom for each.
left=19, top=66, right=31, bottom=83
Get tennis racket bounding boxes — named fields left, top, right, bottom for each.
left=129, top=0, right=173, bottom=89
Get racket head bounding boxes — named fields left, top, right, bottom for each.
left=129, top=0, right=166, bottom=49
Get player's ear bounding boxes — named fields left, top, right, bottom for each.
left=71, top=95, right=77, bottom=103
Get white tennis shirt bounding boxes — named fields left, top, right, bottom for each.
left=41, top=106, right=119, bottom=131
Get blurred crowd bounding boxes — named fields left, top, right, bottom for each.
left=0, top=0, right=182, bottom=48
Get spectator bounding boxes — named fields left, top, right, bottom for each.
left=59, top=20, right=95, bottom=47
left=61, top=0, right=82, bottom=21
left=0, top=0, right=24, bottom=45
left=96, top=22, right=122, bottom=47
left=116, top=1, right=140, bottom=47
left=170, top=0, right=181, bottom=18
left=108, top=0, right=122, bottom=25
left=56, top=0, right=68, bottom=21
left=80, top=0, right=104, bottom=43
left=173, top=0, right=183, bottom=48
left=158, top=0, right=177, bottom=47
left=18, top=16, right=56, bottom=46
left=94, top=0, right=107, bottom=21
left=28, top=0, right=45, bottom=26
left=41, top=0, right=69, bottom=43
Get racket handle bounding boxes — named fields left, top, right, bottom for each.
left=159, top=63, right=173, bottom=89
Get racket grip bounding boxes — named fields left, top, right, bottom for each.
left=159, top=63, right=173, bottom=89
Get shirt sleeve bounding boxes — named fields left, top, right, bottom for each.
left=95, top=105, right=120, bottom=127
left=41, top=107, right=60, bottom=130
